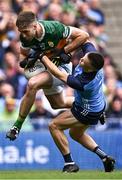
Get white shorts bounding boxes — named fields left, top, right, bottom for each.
left=43, top=62, right=72, bottom=95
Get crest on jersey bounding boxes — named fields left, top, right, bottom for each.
left=48, top=41, right=54, bottom=47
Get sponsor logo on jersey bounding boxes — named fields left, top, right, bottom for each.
left=48, top=41, right=54, bottom=47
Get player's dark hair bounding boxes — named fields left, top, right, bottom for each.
left=88, top=52, right=104, bottom=70
left=16, top=11, right=37, bottom=28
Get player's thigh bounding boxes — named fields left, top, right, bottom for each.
left=45, top=91, right=65, bottom=108
left=50, top=110, right=82, bottom=130
left=28, top=71, right=53, bottom=89
left=46, top=93, right=74, bottom=109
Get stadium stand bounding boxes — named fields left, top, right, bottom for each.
left=101, top=0, right=122, bottom=69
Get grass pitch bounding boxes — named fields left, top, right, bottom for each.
left=0, top=170, right=122, bottom=179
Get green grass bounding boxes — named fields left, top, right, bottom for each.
left=0, top=170, right=122, bottom=179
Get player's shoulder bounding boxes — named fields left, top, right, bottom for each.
left=38, top=20, right=71, bottom=39
left=93, top=69, right=104, bottom=83
left=97, top=68, right=104, bottom=76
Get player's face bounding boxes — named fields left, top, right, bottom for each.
left=79, top=53, right=94, bottom=72
left=18, top=24, right=36, bottom=41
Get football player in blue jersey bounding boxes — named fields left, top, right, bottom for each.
left=40, top=41, right=115, bottom=173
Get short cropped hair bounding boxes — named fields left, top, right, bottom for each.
left=88, top=52, right=104, bottom=70
left=16, top=11, right=36, bottom=29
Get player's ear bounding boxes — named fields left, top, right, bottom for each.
left=32, top=21, right=37, bottom=29
left=33, top=24, right=37, bottom=29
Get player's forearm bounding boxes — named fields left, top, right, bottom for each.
left=42, top=56, right=68, bottom=82
left=64, top=31, right=89, bottom=53
left=19, top=47, right=30, bottom=61
left=19, top=47, right=31, bottom=69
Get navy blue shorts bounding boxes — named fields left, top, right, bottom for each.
left=71, top=102, right=105, bottom=125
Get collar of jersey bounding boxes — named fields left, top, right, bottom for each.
left=35, top=21, right=45, bottom=41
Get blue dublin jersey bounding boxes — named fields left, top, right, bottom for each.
left=67, top=65, right=106, bottom=112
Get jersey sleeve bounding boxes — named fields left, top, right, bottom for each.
left=82, top=42, right=97, bottom=55
left=67, top=71, right=97, bottom=91
left=52, top=21, right=71, bottom=39
left=63, top=24, right=71, bottom=38
left=67, top=75, right=85, bottom=91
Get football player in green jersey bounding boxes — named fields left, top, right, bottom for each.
left=6, top=11, right=89, bottom=141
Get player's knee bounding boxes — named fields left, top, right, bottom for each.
left=69, top=129, right=80, bottom=141
left=69, top=130, right=76, bottom=140
left=28, top=78, right=38, bottom=90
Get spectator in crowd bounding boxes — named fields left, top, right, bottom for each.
left=61, top=9, right=77, bottom=27
left=104, top=78, right=117, bottom=104
left=21, top=0, right=40, bottom=14
left=106, top=96, right=122, bottom=118
left=116, top=87, right=122, bottom=101
left=3, top=51, right=27, bottom=99
left=45, top=3, right=63, bottom=21
left=106, top=96, right=122, bottom=129
left=87, top=0, right=105, bottom=26
left=0, top=82, right=21, bottom=113
left=0, top=1, right=11, bottom=65
left=0, top=69, right=6, bottom=82
left=104, top=64, right=118, bottom=81
left=104, top=64, right=122, bottom=105
left=0, top=97, right=32, bottom=131
left=0, top=97, right=18, bottom=131
left=0, top=82, right=15, bottom=98
left=77, top=1, right=91, bottom=27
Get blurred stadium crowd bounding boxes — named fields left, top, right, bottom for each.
left=0, top=0, right=122, bottom=132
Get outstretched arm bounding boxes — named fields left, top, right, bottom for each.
left=41, top=55, right=91, bottom=91
left=41, top=56, right=68, bottom=83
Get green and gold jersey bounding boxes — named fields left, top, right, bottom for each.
left=20, top=20, right=71, bottom=54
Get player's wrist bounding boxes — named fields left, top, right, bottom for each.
left=62, top=48, right=66, bottom=54
left=38, top=52, right=45, bottom=59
